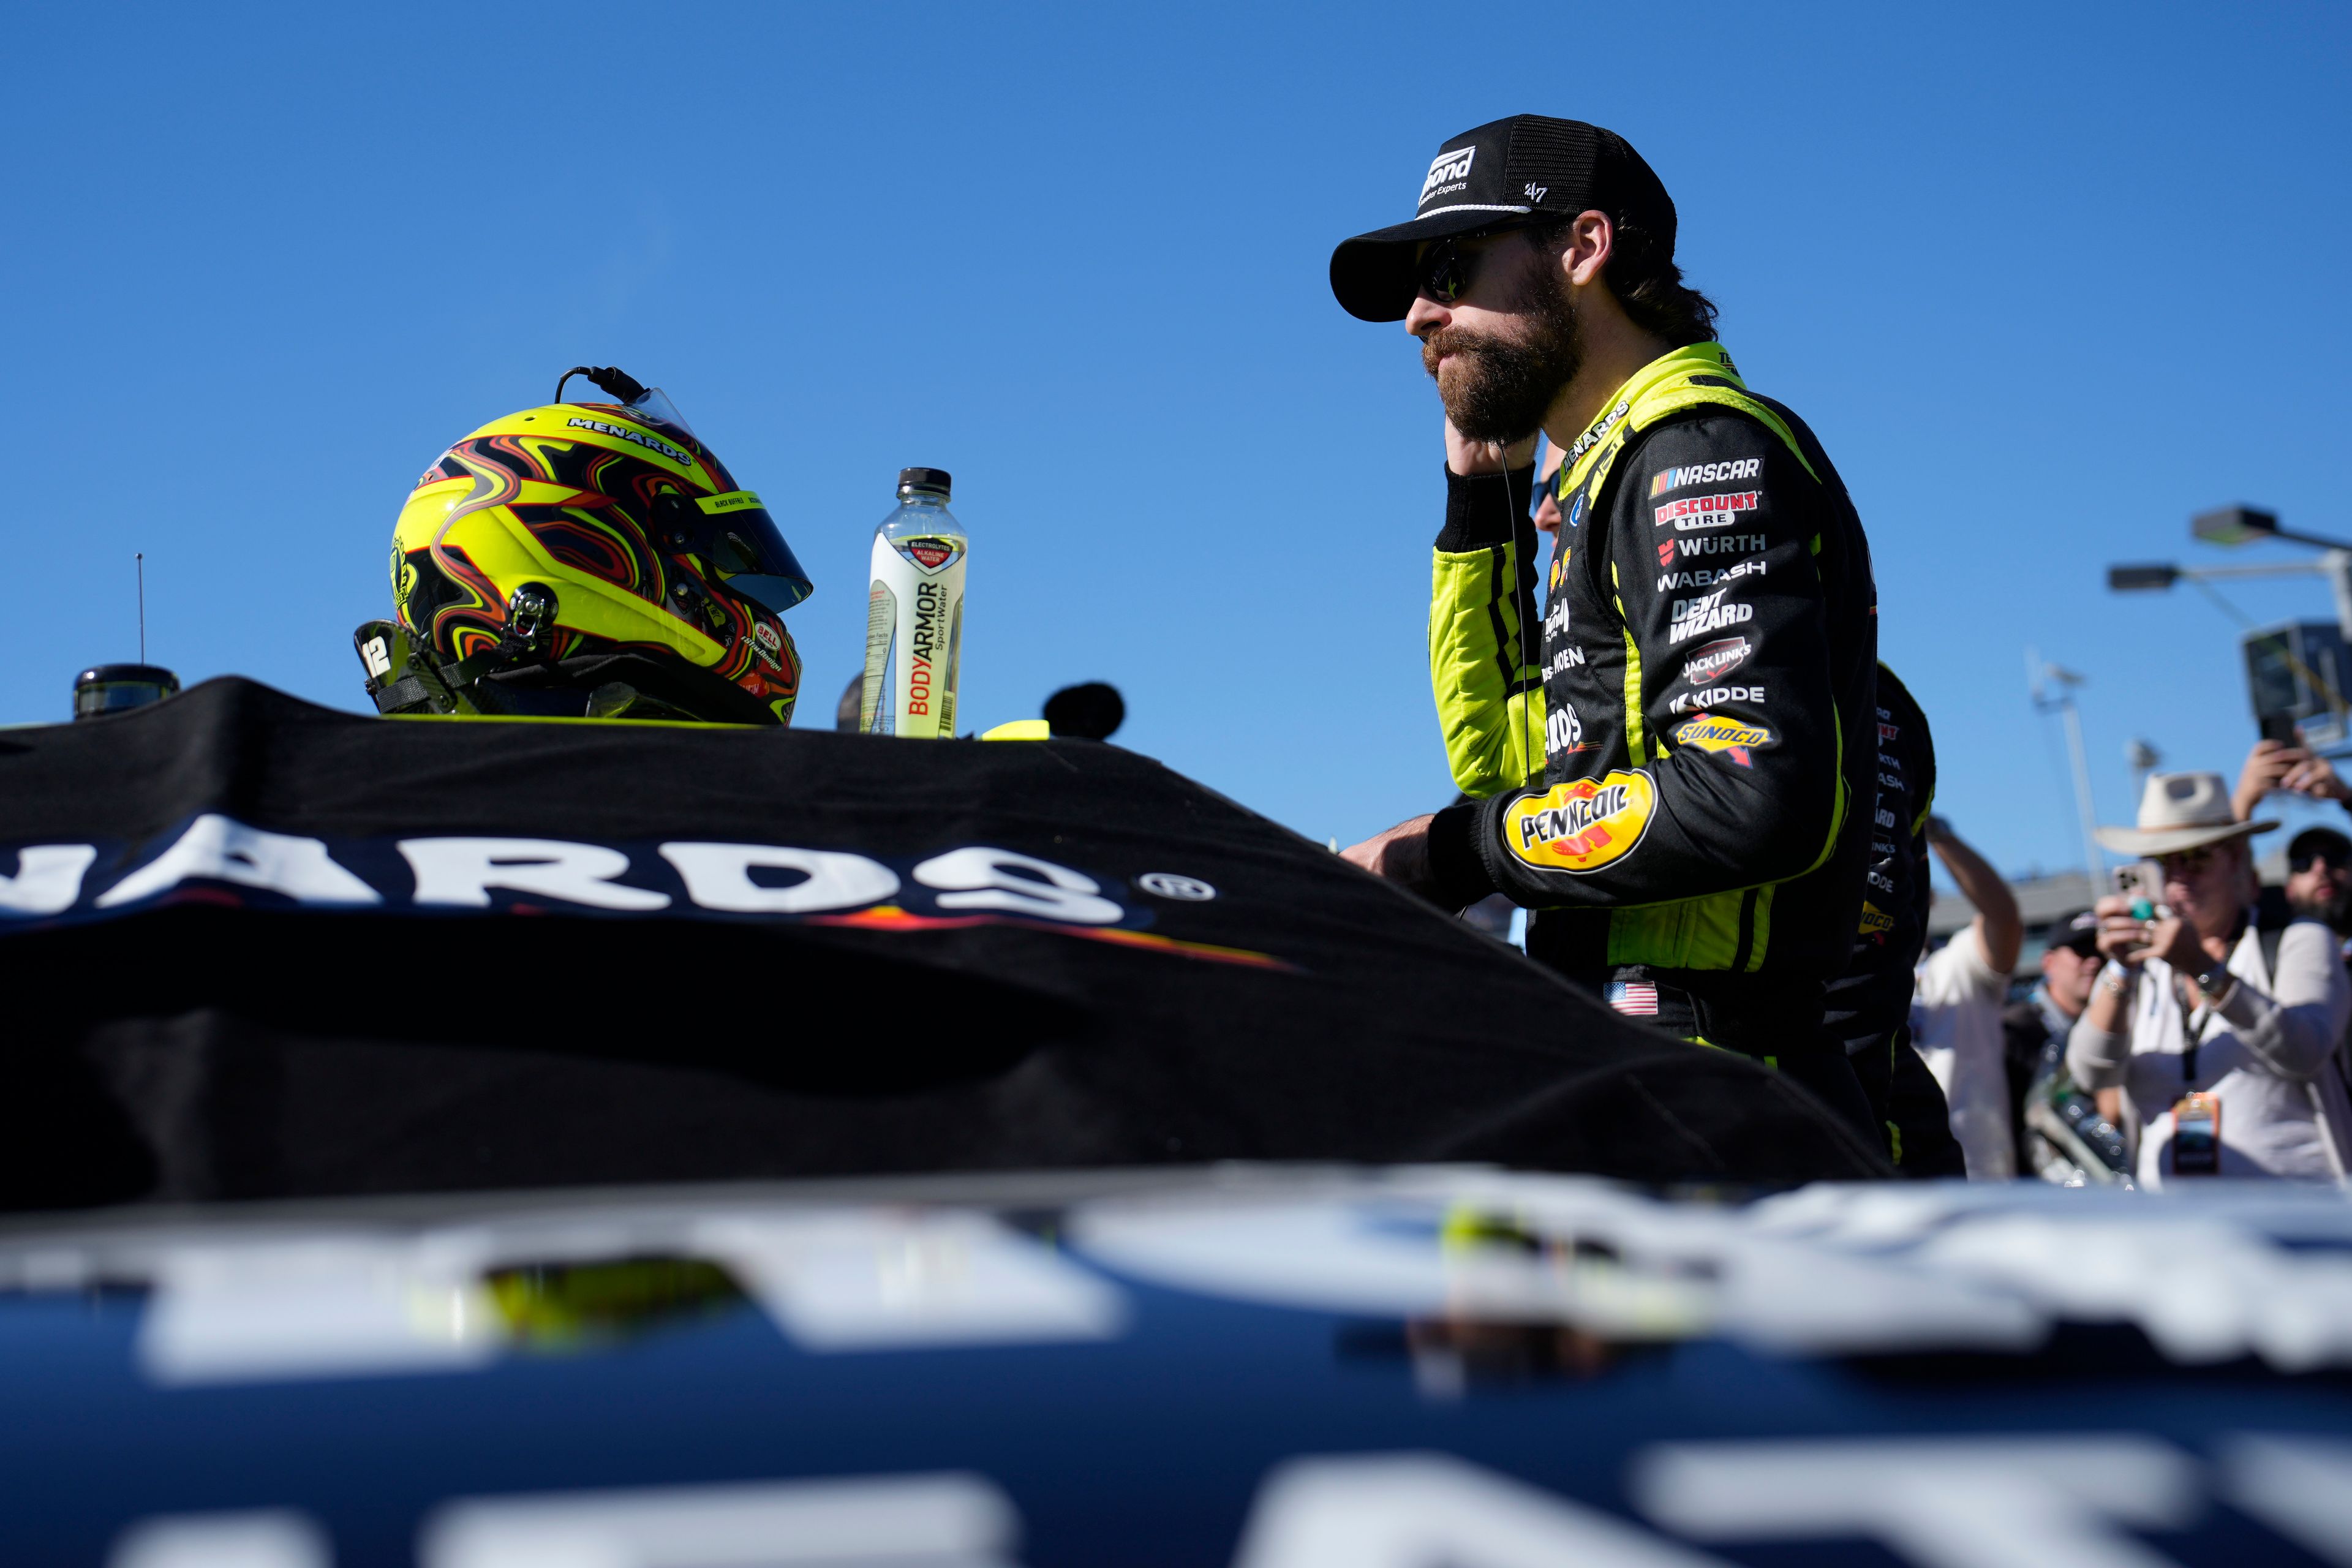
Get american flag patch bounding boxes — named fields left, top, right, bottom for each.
left=1606, top=981, right=1659, bottom=1016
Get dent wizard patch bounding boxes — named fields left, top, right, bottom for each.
left=1503, top=771, right=1657, bottom=872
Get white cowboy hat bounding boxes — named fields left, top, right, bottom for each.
left=2093, top=770, right=2277, bottom=857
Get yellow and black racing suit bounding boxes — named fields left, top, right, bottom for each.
left=1422, top=342, right=1879, bottom=1132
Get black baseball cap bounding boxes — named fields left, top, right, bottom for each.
left=2049, top=909, right=2101, bottom=957
left=1329, top=115, right=1678, bottom=323
left=2288, top=825, right=2352, bottom=864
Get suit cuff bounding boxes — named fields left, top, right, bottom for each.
left=1426, top=801, right=1498, bottom=909
left=1436, top=463, right=1536, bottom=552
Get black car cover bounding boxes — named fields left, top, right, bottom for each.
left=0, top=679, right=1884, bottom=1207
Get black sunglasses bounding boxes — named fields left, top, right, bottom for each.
left=1417, top=225, right=1528, bottom=305
left=2294, top=848, right=2351, bottom=873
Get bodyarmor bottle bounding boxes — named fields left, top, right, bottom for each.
left=859, top=467, right=965, bottom=737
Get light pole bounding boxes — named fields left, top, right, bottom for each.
left=2028, top=648, right=2105, bottom=883
left=2126, top=737, right=2161, bottom=802
left=2108, top=505, right=2352, bottom=745
left=2110, top=505, right=2352, bottom=641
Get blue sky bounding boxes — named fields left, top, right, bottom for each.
left=3, top=2, right=2347, bottom=881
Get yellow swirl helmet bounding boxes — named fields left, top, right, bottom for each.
left=371, top=368, right=807, bottom=725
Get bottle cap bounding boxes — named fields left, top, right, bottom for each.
left=897, top=467, right=952, bottom=499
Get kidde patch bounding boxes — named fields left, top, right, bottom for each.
left=1504, top=770, right=1657, bottom=872
left=1672, top=711, right=1774, bottom=768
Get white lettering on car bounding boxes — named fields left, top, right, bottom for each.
left=99, top=815, right=381, bottom=908
left=11, top=816, right=1151, bottom=932
left=659, top=842, right=900, bottom=913
left=0, top=843, right=98, bottom=914
left=913, top=846, right=1123, bottom=924
left=401, top=837, right=673, bottom=911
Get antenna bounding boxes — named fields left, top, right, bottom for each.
left=137, top=553, right=148, bottom=664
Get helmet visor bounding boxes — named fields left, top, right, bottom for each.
left=624, top=385, right=695, bottom=439
left=658, top=489, right=814, bottom=613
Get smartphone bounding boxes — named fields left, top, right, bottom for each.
left=2171, top=1091, right=2221, bottom=1176
left=2112, top=861, right=2167, bottom=921
left=2261, top=713, right=2302, bottom=747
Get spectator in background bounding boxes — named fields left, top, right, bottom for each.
left=1910, top=817, right=2025, bottom=1178
left=2233, top=738, right=2352, bottom=938
left=2070, top=772, right=2352, bottom=1186
left=2282, top=826, right=2352, bottom=932
left=2006, top=910, right=2131, bottom=1183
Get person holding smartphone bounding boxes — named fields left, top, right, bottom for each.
left=2067, top=771, right=2352, bottom=1186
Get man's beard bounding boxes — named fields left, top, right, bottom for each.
left=1419, top=258, right=1584, bottom=444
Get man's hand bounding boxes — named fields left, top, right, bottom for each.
left=2092, top=892, right=2152, bottom=969
left=1444, top=415, right=1540, bottom=477
left=2144, top=912, right=2207, bottom=977
left=1341, top=814, right=1438, bottom=895
left=2236, top=739, right=2310, bottom=819
left=2284, top=750, right=2352, bottom=802
left=2094, top=891, right=2204, bottom=976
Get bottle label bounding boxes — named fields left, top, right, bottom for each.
left=894, top=536, right=963, bottom=572
left=862, top=581, right=897, bottom=735
left=862, top=533, right=966, bottom=739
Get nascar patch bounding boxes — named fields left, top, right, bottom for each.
left=1649, top=458, right=1762, bottom=497
left=1502, top=771, right=1657, bottom=872
left=1671, top=712, right=1774, bottom=768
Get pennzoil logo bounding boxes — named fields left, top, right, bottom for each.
left=1504, top=771, right=1656, bottom=872
left=1672, top=712, right=1774, bottom=768
left=565, top=417, right=692, bottom=468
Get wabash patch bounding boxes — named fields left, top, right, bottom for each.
left=1503, top=770, right=1657, bottom=873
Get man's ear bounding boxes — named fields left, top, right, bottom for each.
left=1558, top=211, right=1614, bottom=288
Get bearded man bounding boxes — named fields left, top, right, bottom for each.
left=1335, top=116, right=1882, bottom=1137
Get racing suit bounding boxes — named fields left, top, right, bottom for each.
left=1422, top=342, right=1878, bottom=1133
left=1820, top=662, right=1966, bottom=1175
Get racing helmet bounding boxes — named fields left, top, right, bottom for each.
left=357, top=368, right=809, bottom=725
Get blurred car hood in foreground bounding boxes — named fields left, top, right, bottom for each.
left=7, top=1165, right=2352, bottom=1566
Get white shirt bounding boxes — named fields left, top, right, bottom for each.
left=1911, top=925, right=2015, bottom=1180
left=2065, top=919, right=2352, bottom=1188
